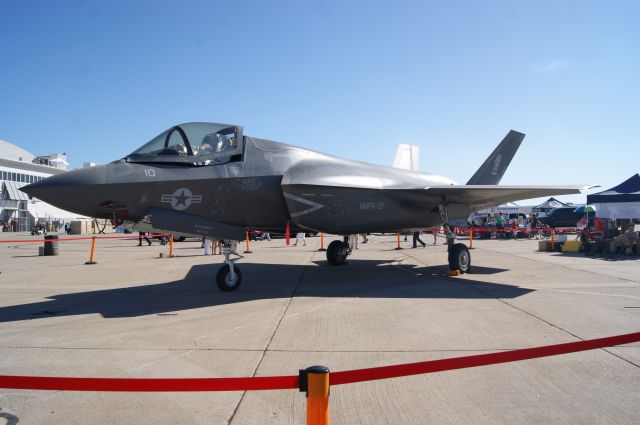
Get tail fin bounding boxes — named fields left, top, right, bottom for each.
left=466, top=130, right=525, bottom=185
left=392, top=144, right=420, bottom=171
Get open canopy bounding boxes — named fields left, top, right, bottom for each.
left=126, top=122, right=244, bottom=165
left=587, top=174, right=640, bottom=219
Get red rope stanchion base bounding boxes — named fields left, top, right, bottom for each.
left=0, top=332, right=638, bottom=392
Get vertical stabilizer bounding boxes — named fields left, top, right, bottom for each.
left=392, top=144, right=420, bottom=171
left=466, top=130, right=525, bottom=185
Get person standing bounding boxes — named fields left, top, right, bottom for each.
left=495, top=212, right=505, bottom=239
left=293, top=232, right=306, bottom=246
left=529, top=214, right=541, bottom=239
left=211, top=238, right=221, bottom=254
left=431, top=226, right=440, bottom=244
left=412, top=230, right=426, bottom=248
left=138, top=231, right=151, bottom=246
left=576, top=213, right=588, bottom=240
left=349, top=234, right=358, bottom=250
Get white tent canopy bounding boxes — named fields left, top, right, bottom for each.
left=587, top=174, right=640, bottom=219
left=27, top=199, right=89, bottom=221
left=532, top=197, right=570, bottom=213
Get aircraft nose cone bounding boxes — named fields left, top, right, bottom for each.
left=21, top=166, right=109, bottom=216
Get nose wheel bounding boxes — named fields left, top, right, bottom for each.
left=215, top=239, right=244, bottom=291
left=216, top=263, right=242, bottom=291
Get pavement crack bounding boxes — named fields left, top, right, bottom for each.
left=401, top=250, right=640, bottom=370
left=464, top=280, right=640, bottom=370
left=226, top=248, right=311, bottom=425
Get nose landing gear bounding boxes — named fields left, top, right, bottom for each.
left=215, top=240, right=244, bottom=291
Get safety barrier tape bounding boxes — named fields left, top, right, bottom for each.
left=0, top=234, right=169, bottom=243
left=1, top=331, right=637, bottom=392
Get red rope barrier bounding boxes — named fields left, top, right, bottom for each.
left=330, top=331, right=640, bottom=386
left=0, top=234, right=169, bottom=243
left=0, top=331, right=637, bottom=392
left=0, top=375, right=298, bottom=392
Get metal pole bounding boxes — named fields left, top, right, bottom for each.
left=395, top=232, right=403, bottom=250
left=244, top=230, right=252, bottom=253
left=85, top=236, right=97, bottom=265
left=305, top=366, right=330, bottom=425
left=318, top=232, right=326, bottom=251
left=286, top=221, right=290, bottom=246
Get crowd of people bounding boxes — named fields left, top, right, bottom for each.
left=469, top=212, right=547, bottom=240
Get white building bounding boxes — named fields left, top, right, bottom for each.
left=1, top=139, right=86, bottom=232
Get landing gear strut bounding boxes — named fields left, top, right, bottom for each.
left=216, top=240, right=244, bottom=291
left=439, top=204, right=471, bottom=273
left=326, top=236, right=351, bottom=265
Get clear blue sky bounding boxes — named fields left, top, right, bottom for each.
left=1, top=0, right=638, bottom=205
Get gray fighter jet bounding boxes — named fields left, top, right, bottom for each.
left=21, top=122, right=585, bottom=291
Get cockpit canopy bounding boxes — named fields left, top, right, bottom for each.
left=126, top=122, right=244, bottom=165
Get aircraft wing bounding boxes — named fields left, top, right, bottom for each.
left=424, top=185, right=588, bottom=212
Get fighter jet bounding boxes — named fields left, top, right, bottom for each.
left=21, top=122, right=585, bottom=291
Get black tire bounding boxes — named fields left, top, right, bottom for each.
left=216, top=264, right=242, bottom=291
left=448, top=243, right=471, bottom=273
left=327, top=240, right=348, bottom=265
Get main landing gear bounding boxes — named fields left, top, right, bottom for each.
left=326, top=236, right=351, bottom=265
left=216, top=240, right=244, bottom=291
left=439, top=204, right=471, bottom=274
left=448, top=243, right=471, bottom=273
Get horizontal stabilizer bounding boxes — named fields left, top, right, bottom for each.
left=149, top=207, right=245, bottom=240
left=466, top=130, right=525, bottom=185
left=428, top=184, right=587, bottom=211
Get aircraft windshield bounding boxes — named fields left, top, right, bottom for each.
left=126, top=122, right=243, bottom=164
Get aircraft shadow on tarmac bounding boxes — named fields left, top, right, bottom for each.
left=0, top=260, right=530, bottom=323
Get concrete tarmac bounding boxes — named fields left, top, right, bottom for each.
left=0, top=233, right=638, bottom=424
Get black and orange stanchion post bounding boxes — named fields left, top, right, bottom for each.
left=395, top=232, right=403, bottom=250
left=244, top=230, right=252, bottom=254
left=168, top=234, right=174, bottom=258
left=550, top=228, right=556, bottom=250
left=318, top=233, right=326, bottom=252
left=84, top=236, right=97, bottom=265
left=300, top=365, right=330, bottom=425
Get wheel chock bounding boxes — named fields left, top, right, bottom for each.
left=448, top=269, right=461, bottom=276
